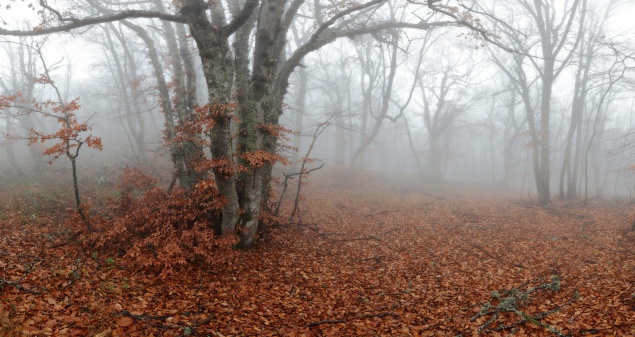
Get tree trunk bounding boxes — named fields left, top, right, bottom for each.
left=235, top=0, right=286, bottom=247
left=181, top=0, right=240, bottom=234
left=293, top=67, right=307, bottom=170
left=156, top=0, right=205, bottom=190
left=350, top=31, right=399, bottom=167
left=537, top=59, right=554, bottom=206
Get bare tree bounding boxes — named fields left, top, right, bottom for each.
left=418, top=43, right=478, bottom=180
left=486, top=0, right=587, bottom=205
left=559, top=0, right=621, bottom=200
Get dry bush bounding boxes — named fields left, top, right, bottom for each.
left=86, top=167, right=236, bottom=275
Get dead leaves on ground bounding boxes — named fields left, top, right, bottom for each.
left=1, top=179, right=635, bottom=336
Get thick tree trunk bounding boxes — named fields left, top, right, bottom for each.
left=181, top=0, right=240, bottom=234
left=560, top=37, right=592, bottom=200
left=501, top=87, right=519, bottom=188
left=235, top=0, right=286, bottom=247
left=427, top=134, right=443, bottom=180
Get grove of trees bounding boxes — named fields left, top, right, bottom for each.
left=1, top=0, right=635, bottom=244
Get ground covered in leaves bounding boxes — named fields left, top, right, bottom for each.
left=1, top=171, right=635, bottom=336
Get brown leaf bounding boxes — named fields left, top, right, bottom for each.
left=116, top=316, right=134, bottom=327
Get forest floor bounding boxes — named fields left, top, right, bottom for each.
left=1, top=170, right=635, bottom=336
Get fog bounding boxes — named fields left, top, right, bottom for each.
left=1, top=0, right=635, bottom=204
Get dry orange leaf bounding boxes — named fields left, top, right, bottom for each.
left=116, top=316, right=134, bottom=327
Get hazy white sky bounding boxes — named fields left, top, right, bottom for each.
left=1, top=0, right=634, bottom=86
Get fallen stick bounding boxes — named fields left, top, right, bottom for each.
left=121, top=310, right=173, bottom=321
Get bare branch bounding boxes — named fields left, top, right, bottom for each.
left=0, top=10, right=185, bottom=37
left=38, top=0, right=79, bottom=24
left=223, top=0, right=259, bottom=37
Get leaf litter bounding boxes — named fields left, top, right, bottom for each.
left=1, top=173, right=634, bottom=336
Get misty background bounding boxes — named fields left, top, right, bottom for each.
left=2, top=0, right=635, bottom=200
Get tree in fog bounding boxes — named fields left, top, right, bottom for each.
left=417, top=42, right=479, bottom=180
left=309, top=44, right=356, bottom=166
left=559, top=0, right=623, bottom=200
left=486, top=0, right=587, bottom=205
left=0, top=37, right=49, bottom=170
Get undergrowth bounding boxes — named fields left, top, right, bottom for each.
left=84, top=167, right=238, bottom=275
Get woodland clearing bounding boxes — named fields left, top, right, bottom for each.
left=1, top=170, right=634, bottom=336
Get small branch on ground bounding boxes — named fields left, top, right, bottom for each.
left=597, top=245, right=635, bottom=256
left=1, top=248, right=48, bottom=294
left=314, top=232, right=346, bottom=237
left=329, top=235, right=382, bottom=242
left=50, top=231, right=81, bottom=248
left=121, top=310, right=173, bottom=321
left=469, top=276, right=577, bottom=336
left=0, top=278, right=43, bottom=294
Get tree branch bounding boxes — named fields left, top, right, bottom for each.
left=223, top=0, right=259, bottom=37
left=422, top=1, right=519, bottom=54
left=0, top=10, right=185, bottom=37
left=39, top=0, right=80, bottom=24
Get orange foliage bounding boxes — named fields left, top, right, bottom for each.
left=241, top=149, right=290, bottom=168
left=88, top=169, right=234, bottom=275
left=28, top=97, right=102, bottom=161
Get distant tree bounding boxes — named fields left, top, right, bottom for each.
left=418, top=41, right=479, bottom=180
left=486, top=0, right=587, bottom=205
left=559, top=0, right=622, bottom=200
left=0, top=37, right=48, bottom=170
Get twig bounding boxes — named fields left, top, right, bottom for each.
left=330, top=235, right=382, bottom=242
left=0, top=279, right=42, bottom=294
left=1, top=247, right=48, bottom=294
left=597, top=245, right=635, bottom=256
left=192, top=314, right=215, bottom=327
left=50, top=231, right=81, bottom=248
left=462, top=241, right=501, bottom=262
left=59, top=257, right=83, bottom=290
left=470, top=277, right=577, bottom=336
left=289, top=116, right=335, bottom=222
left=314, top=232, right=346, bottom=237
left=121, top=310, right=173, bottom=321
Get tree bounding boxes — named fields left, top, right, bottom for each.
left=0, top=44, right=102, bottom=230
left=559, top=0, right=623, bottom=200
left=418, top=42, right=478, bottom=180
left=0, top=37, right=48, bottom=170
left=486, top=0, right=587, bottom=205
